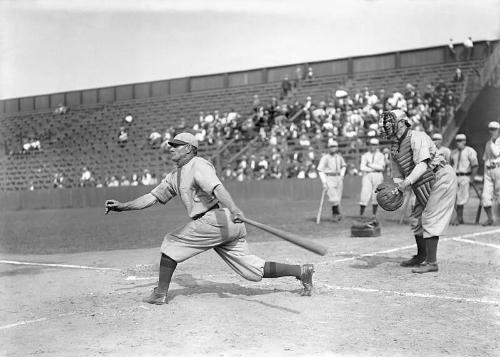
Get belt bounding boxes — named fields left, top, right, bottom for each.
left=486, top=162, right=500, bottom=170
left=325, top=173, right=340, bottom=176
left=192, top=203, right=221, bottom=220
left=456, top=172, right=471, bottom=176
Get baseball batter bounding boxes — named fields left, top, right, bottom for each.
left=359, top=138, right=385, bottom=216
left=379, top=110, right=457, bottom=273
left=450, top=133, right=478, bottom=225
left=481, top=121, right=500, bottom=226
left=105, top=133, right=315, bottom=304
left=432, top=133, right=451, bottom=162
left=317, top=140, right=346, bottom=222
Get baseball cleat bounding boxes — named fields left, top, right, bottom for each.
left=400, top=255, right=426, bottom=267
left=411, top=262, right=438, bottom=274
left=142, top=287, right=168, bottom=305
left=298, top=264, right=315, bottom=296
left=331, top=214, right=343, bottom=223
left=482, top=219, right=494, bottom=226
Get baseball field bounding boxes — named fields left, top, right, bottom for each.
left=1, top=191, right=499, bottom=356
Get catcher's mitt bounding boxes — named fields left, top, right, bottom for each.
left=376, top=182, right=404, bottom=211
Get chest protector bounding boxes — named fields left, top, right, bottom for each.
left=392, top=132, right=436, bottom=207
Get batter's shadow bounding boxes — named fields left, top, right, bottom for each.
left=349, top=255, right=407, bottom=269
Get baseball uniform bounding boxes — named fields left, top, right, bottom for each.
left=481, top=137, right=500, bottom=207
left=317, top=153, right=346, bottom=206
left=151, top=156, right=265, bottom=281
left=391, top=131, right=457, bottom=238
left=450, top=146, right=478, bottom=205
left=359, top=150, right=385, bottom=206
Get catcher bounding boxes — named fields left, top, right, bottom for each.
left=376, top=110, right=457, bottom=273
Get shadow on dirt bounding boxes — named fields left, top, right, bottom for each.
left=0, top=266, right=44, bottom=277
left=349, top=255, right=405, bottom=269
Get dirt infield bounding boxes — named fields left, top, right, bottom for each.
left=1, top=198, right=499, bottom=356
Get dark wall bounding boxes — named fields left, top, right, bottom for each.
left=0, top=177, right=363, bottom=211
left=457, top=86, right=500, bottom=172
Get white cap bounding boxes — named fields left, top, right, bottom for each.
left=368, top=138, right=380, bottom=145
left=369, top=123, right=379, bottom=130
left=328, top=139, right=339, bottom=147
left=168, top=132, right=199, bottom=149
left=431, top=133, right=443, bottom=140
left=455, top=134, right=467, bottom=141
left=488, top=121, right=500, bottom=129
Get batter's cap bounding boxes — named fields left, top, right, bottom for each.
left=328, top=139, right=339, bottom=147
left=168, top=132, right=199, bottom=149
left=455, top=133, right=467, bottom=141
left=488, top=121, right=500, bottom=129
left=431, top=133, right=443, bottom=140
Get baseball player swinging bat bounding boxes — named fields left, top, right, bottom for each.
left=239, top=217, right=328, bottom=256
left=316, top=188, right=327, bottom=224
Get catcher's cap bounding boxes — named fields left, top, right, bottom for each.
left=328, top=139, right=339, bottom=147
left=168, top=132, right=198, bottom=149
left=368, top=138, right=379, bottom=145
left=455, top=133, right=467, bottom=141
left=431, top=133, right=443, bottom=140
left=488, top=121, right=500, bottom=129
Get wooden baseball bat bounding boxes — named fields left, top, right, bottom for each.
left=316, top=188, right=327, bottom=225
left=240, top=217, right=328, bottom=256
left=470, top=183, right=482, bottom=224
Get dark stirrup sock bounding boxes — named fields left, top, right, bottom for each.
left=415, top=234, right=426, bottom=258
left=263, top=262, right=301, bottom=278
left=372, top=205, right=378, bottom=215
left=158, top=253, right=177, bottom=293
left=425, top=236, right=439, bottom=264
left=360, top=205, right=366, bottom=215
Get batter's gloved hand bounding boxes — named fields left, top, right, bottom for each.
left=105, top=200, right=124, bottom=215
left=231, top=209, right=244, bottom=223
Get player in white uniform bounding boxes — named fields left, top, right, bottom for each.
left=481, top=121, right=500, bottom=226
left=317, top=140, right=347, bottom=222
left=431, top=133, right=451, bottom=162
left=359, top=138, right=385, bottom=216
left=379, top=110, right=457, bottom=273
left=450, top=134, right=478, bottom=225
left=105, top=133, right=315, bottom=304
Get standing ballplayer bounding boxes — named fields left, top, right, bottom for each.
left=450, top=133, right=478, bottom=225
left=431, top=133, right=451, bottom=162
left=317, top=140, right=347, bottom=222
left=359, top=138, right=385, bottom=216
left=105, top=132, right=315, bottom=304
left=481, top=121, right=500, bottom=226
left=378, top=110, right=457, bottom=273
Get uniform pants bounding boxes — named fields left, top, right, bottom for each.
left=481, top=167, right=500, bottom=207
left=456, top=175, right=471, bottom=206
left=410, top=165, right=457, bottom=238
left=325, top=176, right=343, bottom=205
left=160, top=208, right=265, bottom=281
left=359, top=172, right=384, bottom=206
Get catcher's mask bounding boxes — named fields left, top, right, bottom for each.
left=379, top=110, right=410, bottom=139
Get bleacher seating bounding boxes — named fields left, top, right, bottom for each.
left=0, top=58, right=486, bottom=190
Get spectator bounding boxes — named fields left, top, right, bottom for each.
left=80, top=167, right=93, bottom=187
left=281, top=76, right=292, bottom=99
left=120, top=175, right=130, bottom=186
left=222, top=166, right=235, bottom=181
left=53, top=173, right=65, bottom=188
left=53, top=103, right=69, bottom=115
left=118, top=126, right=128, bottom=147
left=176, top=118, right=187, bottom=135
left=161, top=127, right=175, bottom=150
left=447, top=38, right=456, bottom=60
left=453, top=68, right=464, bottom=82
left=130, top=173, right=139, bottom=186
left=463, top=36, right=474, bottom=60
left=107, top=176, right=120, bottom=187
left=306, top=66, right=314, bottom=81
left=299, top=133, right=311, bottom=146
left=294, top=65, right=303, bottom=89
left=124, top=113, right=133, bottom=124
left=306, top=163, right=318, bottom=179
left=149, top=129, right=162, bottom=148
left=141, top=169, right=153, bottom=186
left=150, top=173, right=159, bottom=186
